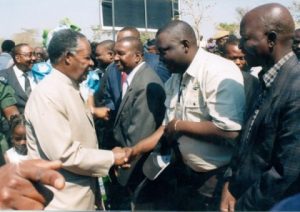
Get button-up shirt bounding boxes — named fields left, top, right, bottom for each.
left=163, top=48, right=245, bottom=172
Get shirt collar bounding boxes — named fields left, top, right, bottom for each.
left=13, top=65, right=27, bottom=78
left=126, top=61, right=145, bottom=86
left=52, top=68, right=79, bottom=89
left=259, top=51, right=294, bottom=88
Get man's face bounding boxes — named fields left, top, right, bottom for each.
left=15, top=45, right=36, bottom=71
left=239, top=17, right=269, bottom=67
left=95, top=45, right=114, bottom=68
left=69, top=38, right=94, bottom=82
left=292, top=30, right=300, bottom=59
left=114, top=40, right=139, bottom=73
left=224, top=44, right=247, bottom=71
left=156, top=32, right=187, bottom=73
left=34, top=47, right=46, bottom=63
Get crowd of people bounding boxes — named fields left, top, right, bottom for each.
left=0, top=2, right=300, bottom=211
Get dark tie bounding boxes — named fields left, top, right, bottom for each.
left=23, top=73, right=32, bottom=96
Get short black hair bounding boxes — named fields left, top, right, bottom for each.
left=156, top=20, right=197, bottom=45
left=1, top=40, right=15, bottom=52
left=47, top=29, right=86, bottom=65
left=222, top=35, right=240, bottom=55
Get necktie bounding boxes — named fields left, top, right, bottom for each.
left=23, top=73, right=32, bottom=96
left=121, top=72, right=128, bottom=98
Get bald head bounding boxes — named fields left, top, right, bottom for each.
left=242, top=3, right=294, bottom=44
left=156, top=20, right=197, bottom=46
left=240, top=3, right=295, bottom=67
left=155, top=20, right=198, bottom=73
left=117, top=27, right=140, bottom=41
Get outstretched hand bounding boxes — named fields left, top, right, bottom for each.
left=0, top=159, right=65, bottom=210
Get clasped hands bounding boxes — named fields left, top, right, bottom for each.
left=112, top=147, right=134, bottom=168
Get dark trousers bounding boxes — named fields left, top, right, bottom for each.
left=170, top=158, right=227, bottom=211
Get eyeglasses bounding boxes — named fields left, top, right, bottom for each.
left=17, top=52, right=36, bottom=58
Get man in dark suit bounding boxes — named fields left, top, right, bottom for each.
left=0, top=43, right=36, bottom=113
left=100, top=27, right=170, bottom=116
left=110, top=37, right=165, bottom=210
left=220, top=3, right=300, bottom=211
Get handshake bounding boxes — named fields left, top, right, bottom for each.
left=111, top=147, right=134, bottom=168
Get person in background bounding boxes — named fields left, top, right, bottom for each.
left=0, top=79, right=19, bottom=154
left=0, top=40, right=15, bottom=70
left=87, top=40, right=115, bottom=108
left=34, top=46, right=48, bottom=63
left=4, top=114, right=28, bottom=163
left=144, top=39, right=158, bottom=54
left=25, top=29, right=130, bottom=210
left=222, top=35, right=260, bottom=116
left=292, top=28, right=300, bottom=59
left=212, top=30, right=230, bottom=55
left=0, top=43, right=37, bottom=113
left=220, top=3, right=300, bottom=211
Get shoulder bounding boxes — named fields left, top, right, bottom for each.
left=0, top=76, right=7, bottom=85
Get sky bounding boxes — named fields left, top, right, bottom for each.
left=0, top=0, right=296, bottom=41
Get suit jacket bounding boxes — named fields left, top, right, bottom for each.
left=25, top=69, right=114, bottom=210
left=113, top=63, right=166, bottom=186
left=228, top=54, right=300, bottom=210
left=0, top=66, right=28, bottom=113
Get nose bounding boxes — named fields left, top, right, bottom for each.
left=114, top=54, right=120, bottom=61
left=89, top=58, right=94, bottom=67
left=31, top=54, right=37, bottom=62
left=19, top=139, right=27, bottom=145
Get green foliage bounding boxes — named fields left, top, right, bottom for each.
left=217, top=23, right=239, bottom=35
left=140, top=31, right=156, bottom=44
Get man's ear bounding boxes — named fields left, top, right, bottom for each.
left=14, top=55, right=21, bottom=63
left=135, top=51, right=143, bottom=63
left=181, top=40, right=190, bottom=53
left=65, top=52, right=73, bottom=65
left=267, top=31, right=277, bottom=48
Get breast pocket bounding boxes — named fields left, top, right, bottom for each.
left=185, top=89, right=209, bottom=121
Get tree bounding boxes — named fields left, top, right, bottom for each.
left=12, top=29, right=41, bottom=47
left=177, top=0, right=216, bottom=43
left=289, top=0, right=300, bottom=27
left=216, top=6, right=249, bottom=37
left=217, top=23, right=239, bottom=35
left=90, top=25, right=113, bottom=42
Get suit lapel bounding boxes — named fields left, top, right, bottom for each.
left=114, top=64, right=146, bottom=126
left=9, top=68, right=28, bottom=101
left=246, top=55, right=298, bottom=145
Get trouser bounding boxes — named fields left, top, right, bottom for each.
left=171, top=157, right=227, bottom=211
left=107, top=164, right=176, bottom=211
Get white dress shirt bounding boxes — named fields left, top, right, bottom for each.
left=122, top=61, right=145, bottom=98
left=13, top=65, right=37, bottom=92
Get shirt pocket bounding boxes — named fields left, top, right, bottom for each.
left=185, top=89, right=209, bottom=121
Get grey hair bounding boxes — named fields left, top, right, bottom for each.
left=47, top=29, right=86, bottom=65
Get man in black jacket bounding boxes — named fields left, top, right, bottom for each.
left=220, top=3, right=300, bottom=211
